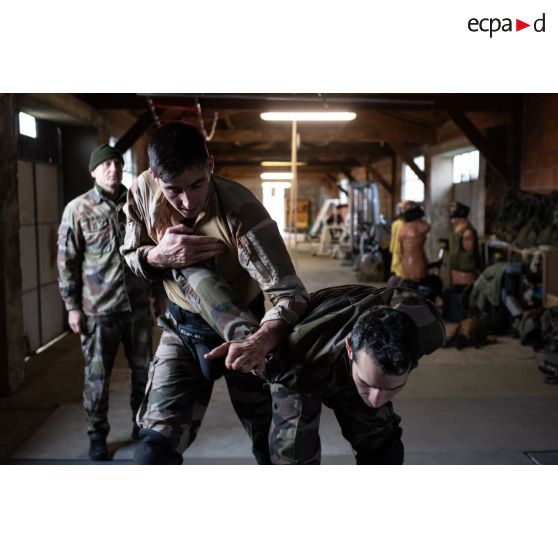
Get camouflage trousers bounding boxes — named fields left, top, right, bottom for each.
left=269, top=383, right=403, bottom=464
left=80, top=307, right=153, bottom=438
left=137, top=326, right=273, bottom=464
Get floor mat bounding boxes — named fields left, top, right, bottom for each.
left=525, top=451, right=558, bottom=465
left=7, top=458, right=133, bottom=465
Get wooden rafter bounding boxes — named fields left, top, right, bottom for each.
left=446, top=109, right=512, bottom=185
left=114, top=108, right=165, bottom=153
left=211, top=122, right=434, bottom=145
left=388, top=142, right=425, bottom=183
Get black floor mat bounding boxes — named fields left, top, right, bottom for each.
left=6, top=458, right=134, bottom=465
left=525, top=451, right=558, bottom=465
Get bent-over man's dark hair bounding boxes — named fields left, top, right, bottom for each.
left=148, top=122, right=209, bottom=182
left=402, top=204, right=425, bottom=222
left=349, top=306, right=420, bottom=375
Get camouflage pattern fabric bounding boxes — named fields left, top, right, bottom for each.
left=81, top=306, right=152, bottom=437
left=155, top=275, right=443, bottom=464
left=172, top=265, right=259, bottom=341
left=58, top=184, right=150, bottom=314
left=121, top=172, right=309, bottom=463
left=266, top=285, right=445, bottom=392
left=268, top=381, right=403, bottom=464
left=491, top=191, right=558, bottom=247
left=164, top=273, right=441, bottom=464
left=58, top=183, right=153, bottom=439
left=264, top=285, right=440, bottom=464
left=268, top=383, right=322, bottom=464
left=121, top=172, right=309, bottom=332
left=137, top=323, right=272, bottom=463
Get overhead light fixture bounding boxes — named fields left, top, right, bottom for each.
left=261, top=161, right=306, bottom=167
left=262, top=181, right=291, bottom=189
left=260, top=172, right=293, bottom=180
left=260, top=112, right=356, bottom=122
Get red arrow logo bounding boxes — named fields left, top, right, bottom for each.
left=516, top=19, right=530, bottom=31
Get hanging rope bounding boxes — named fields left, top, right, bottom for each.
left=147, top=96, right=161, bottom=127
left=195, top=97, right=219, bottom=141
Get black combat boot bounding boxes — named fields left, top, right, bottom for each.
left=88, top=437, right=109, bottom=461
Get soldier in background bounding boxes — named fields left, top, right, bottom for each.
left=121, top=122, right=309, bottom=465
left=449, top=201, right=480, bottom=287
left=57, top=144, right=153, bottom=461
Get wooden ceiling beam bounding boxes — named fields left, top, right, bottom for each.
left=210, top=141, right=390, bottom=162
left=74, top=93, right=523, bottom=113
left=215, top=159, right=362, bottom=168
left=211, top=121, right=435, bottom=144
left=388, top=142, right=426, bottom=183
left=446, top=109, right=513, bottom=185
left=437, top=111, right=510, bottom=143
left=114, top=108, right=165, bottom=153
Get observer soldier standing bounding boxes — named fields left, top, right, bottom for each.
left=57, top=144, right=153, bottom=461
left=121, top=122, right=309, bottom=465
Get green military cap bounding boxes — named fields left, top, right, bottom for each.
left=89, top=144, right=124, bottom=172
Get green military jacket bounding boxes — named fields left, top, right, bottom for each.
left=57, top=184, right=150, bottom=316
left=121, top=173, right=309, bottom=332
left=266, top=285, right=446, bottom=392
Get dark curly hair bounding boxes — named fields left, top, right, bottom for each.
left=148, top=122, right=209, bottom=182
left=402, top=204, right=425, bottom=222
left=349, top=306, right=420, bottom=375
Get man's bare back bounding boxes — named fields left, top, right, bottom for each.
left=399, top=219, right=430, bottom=281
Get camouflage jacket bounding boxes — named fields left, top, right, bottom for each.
left=121, top=172, right=309, bottom=330
left=266, top=285, right=446, bottom=392
left=57, top=184, right=151, bottom=316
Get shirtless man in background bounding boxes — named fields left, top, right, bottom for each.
left=399, top=203, right=430, bottom=282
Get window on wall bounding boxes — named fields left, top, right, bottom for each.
left=402, top=156, right=424, bottom=202
left=109, top=137, right=135, bottom=188
left=262, top=182, right=290, bottom=234
left=19, top=112, right=37, bottom=138
left=453, top=150, right=479, bottom=183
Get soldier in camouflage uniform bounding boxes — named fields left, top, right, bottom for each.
left=120, top=123, right=309, bottom=465
left=203, top=284, right=446, bottom=464
left=57, top=144, right=153, bottom=461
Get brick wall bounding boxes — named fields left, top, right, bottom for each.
left=522, top=94, right=558, bottom=194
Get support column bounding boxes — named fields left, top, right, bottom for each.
left=0, top=94, right=26, bottom=395
left=392, top=152, right=402, bottom=215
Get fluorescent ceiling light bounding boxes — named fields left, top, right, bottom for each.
left=262, top=181, right=291, bottom=189
left=261, top=161, right=306, bottom=167
left=19, top=112, right=37, bottom=138
left=261, top=172, right=293, bottom=180
left=260, top=112, right=356, bottom=122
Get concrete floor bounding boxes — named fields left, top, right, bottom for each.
left=2, top=249, right=558, bottom=464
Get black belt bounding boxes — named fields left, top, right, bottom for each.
left=167, top=302, right=227, bottom=381
left=166, top=293, right=266, bottom=381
